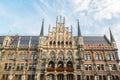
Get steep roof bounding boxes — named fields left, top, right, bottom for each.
left=0, top=36, right=110, bottom=46
left=83, top=36, right=110, bottom=45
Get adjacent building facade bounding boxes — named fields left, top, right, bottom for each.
left=0, top=17, right=120, bottom=80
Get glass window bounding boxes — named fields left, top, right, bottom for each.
left=19, top=53, right=26, bottom=60
left=88, top=64, right=92, bottom=70
left=85, top=53, right=91, bottom=60
left=16, top=64, right=21, bottom=70
left=107, top=53, right=114, bottom=60
left=31, top=54, right=37, bottom=60
left=59, top=51, right=64, bottom=60
left=84, top=64, right=92, bottom=71
left=67, top=52, right=73, bottom=60
left=110, top=53, right=114, bottom=60
left=97, top=64, right=104, bottom=70
left=96, top=54, right=99, bottom=60
left=7, top=52, right=14, bottom=60
left=21, top=64, right=24, bottom=70
left=96, top=53, right=102, bottom=60
left=97, top=64, right=100, bottom=70
left=50, top=51, right=55, bottom=60
left=109, top=64, right=112, bottom=70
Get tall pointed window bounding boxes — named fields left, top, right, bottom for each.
left=84, top=53, right=91, bottom=60
left=50, top=51, right=55, bottom=60
left=58, top=51, right=64, bottom=60
left=107, top=53, right=115, bottom=60
left=67, top=51, right=73, bottom=60
left=30, top=53, right=37, bottom=60
left=96, top=53, right=103, bottom=60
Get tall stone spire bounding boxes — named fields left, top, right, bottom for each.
left=78, top=19, right=81, bottom=37
left=77, top=19, right=84, bottom=46
left=40, top=19, right=44, bottom=36
left=109, top=28, right=117, bottom=49
left=109, top=28, right=115, bottom=42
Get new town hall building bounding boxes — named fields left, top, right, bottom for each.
left=0, top=17, right=120, bottom=80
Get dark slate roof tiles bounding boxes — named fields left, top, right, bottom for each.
left=0, top=36, right=110, bottom=46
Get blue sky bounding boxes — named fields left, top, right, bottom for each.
left=0, top=0, right=120, bottom=54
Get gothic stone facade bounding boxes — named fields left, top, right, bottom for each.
left=0, top=17, right=120, bottom=80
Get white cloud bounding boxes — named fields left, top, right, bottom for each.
left=71, top=0, right=120, bottom=21
left=93, top=0, right=120, bottom=21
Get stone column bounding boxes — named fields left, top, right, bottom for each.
left=45, top=74, right=48, bottom=80
left=54, top=74, right=57, bottom=80
left=74, top=63, right=76, bottom=72
left=55, top=63, right=57, bottom=72
left=64, top=63, right=66, bottom=72
left=36, top=73, right=40, bottom=80
left=74, top=74, right=77, bottom=80
left=64, top=75, right=66, bottom=80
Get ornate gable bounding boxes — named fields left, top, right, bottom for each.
left=42, top=17, right=76, bottom=47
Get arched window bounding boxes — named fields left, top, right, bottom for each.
left=67, top=51, right=73, bottom=60
left=58, top=51, right=64, bottom=60
left=69, top=41, right=72, bottom=45
left=58, top=41, right=60, bottom=45
left=61, top=41, right=64, bottom=46
left=107, top=53, right=114, bottom=60
left=53, top=41, right=56, bottom=45
left=48, top=61, right=55, bottom=68
left=96, top=53, right=102, bottom=60
left=50, top=51, right=55, bottom=60
left=84, top=53, right=91, bottom=60
left=50, top=41, right=52, bottom=45
left=66, top=41, right=68, bottom=45
left=58, top=61, right=64, bottom=68
left=67, top=61, right=73, bottom=67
